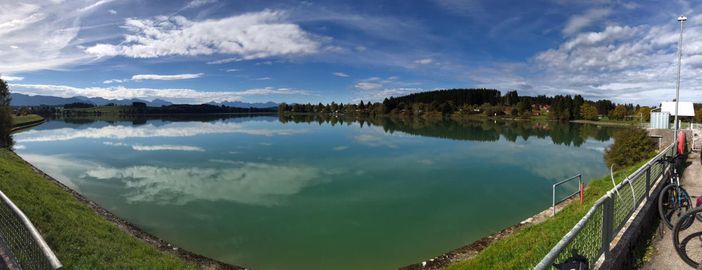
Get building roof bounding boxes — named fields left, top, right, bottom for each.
left=661, top=101, right=695, bottom=117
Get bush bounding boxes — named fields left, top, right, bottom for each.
left=604, top=128, right=655, bottom=168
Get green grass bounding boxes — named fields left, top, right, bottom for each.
left=0, top=149, right=198, bottom=269
left=11, top=114, right=44, bottom=127
left=444, top=159, right=651, bottom=270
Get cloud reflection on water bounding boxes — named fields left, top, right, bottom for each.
left=83, top=161, right=323, bottom=206
left=16, top=121, right=305, bottom=143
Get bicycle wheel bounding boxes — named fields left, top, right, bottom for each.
left=673, top=207, right=702, bottom=268
left=659, top=184, right=694, bottom=229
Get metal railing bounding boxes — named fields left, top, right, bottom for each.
left=0, top=190, right=62, bottom=269
left=535, top=143, right=675, bottom=269
left=552, top=174, right=583, bottom=216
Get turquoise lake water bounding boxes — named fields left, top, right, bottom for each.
left=13, top=115, right=619, bottom=270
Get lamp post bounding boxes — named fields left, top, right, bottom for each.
left=674, top=15, right=686, bottom=149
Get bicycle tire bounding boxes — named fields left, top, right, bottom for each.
left=672, top=207, right=702, bottom=268
left=659, top=184, right=693, bottom=229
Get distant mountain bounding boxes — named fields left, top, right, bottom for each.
left=10, top=93, right=173, bottom=107
left=10, top=93, right=276, bottom=108
left=208, top=101, right=278, bottom=108
left=10, top=93, right=86, bottom=106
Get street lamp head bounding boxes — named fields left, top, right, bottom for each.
left=678, top=15, right=687, bottom=22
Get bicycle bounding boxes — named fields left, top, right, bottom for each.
left=672, top=206, right=702, bottom=268
left=657, top=154, right=693, bottom=230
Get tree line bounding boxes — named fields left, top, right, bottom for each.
left=278, top=88, right=651, bottom=122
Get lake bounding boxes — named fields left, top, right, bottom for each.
left=13, top=115, right=619, bottom=270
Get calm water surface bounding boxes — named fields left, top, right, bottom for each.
left=13, top=115, right=620, bottom=270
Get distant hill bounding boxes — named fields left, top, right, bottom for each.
left=10, top=93, right=173, bottom=107
left=11, top=93, right=276, bottom=108
left=208, top=101, right=278, bottom=108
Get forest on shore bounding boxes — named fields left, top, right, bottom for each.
left=277, top=88, right=654, bottom=122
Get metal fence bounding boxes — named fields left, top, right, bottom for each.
left=0, top=190, right=62, bottom=270
left=535, top=143, right=675, bottom=269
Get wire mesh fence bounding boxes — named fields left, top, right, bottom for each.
left=0, top=190, right=62, bottom=270
left=535, top=143, right=676, bottom=269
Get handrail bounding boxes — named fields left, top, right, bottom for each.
left=0, top=190, right=62, bottom=269
left=552, top=174, right=582, bottom=216
left=535, top=142, right=675, bottom=269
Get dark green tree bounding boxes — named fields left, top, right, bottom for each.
left=604, top=128, right=655, bottom=168
left=0, top=79, right=12, bottom=148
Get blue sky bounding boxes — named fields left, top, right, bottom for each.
left=1, top=0, right=701, bottom=105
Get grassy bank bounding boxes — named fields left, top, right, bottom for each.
left=444, top=159, right=650, bottom=270
left=11, top=114, right=44, bottom=126
left=0, top=149, right=198, bottom=269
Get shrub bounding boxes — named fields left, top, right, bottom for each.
left=604, top=128, right=655, bottom=168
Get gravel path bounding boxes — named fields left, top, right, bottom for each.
left=643, top=153, right=702, bottom=270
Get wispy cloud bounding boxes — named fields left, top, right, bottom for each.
left=333, top=72, right=350, bottom=77
left=102, top=79, right=124, bottom=84
left=131, top=73, right=204, bottom=81
left=562, top=8, right=611, bottom=35
left=414, top=58, right=433, bottom=65
left=85, top=10, right=321, bottom=60
left=355, top=82, right=383, bottom=91
left=10, top=83, right=311, bottom=104
left=184, top=0, right=218, bottom=10
left=254, top=77, right=272, bottom=81
left=1, top=75, right=23, bottom=81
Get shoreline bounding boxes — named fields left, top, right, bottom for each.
left=569, top=119, right=637, bottom=127
left=400, top=195, right=578, bottom=269
left=7, top=125, right=246, bottom=270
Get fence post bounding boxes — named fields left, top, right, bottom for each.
left=645, top=165, right=651, bottom=198
left=601, top=195, right=614, bottom=259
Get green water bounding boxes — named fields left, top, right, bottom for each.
left=13, top=115, right=619, bottom=270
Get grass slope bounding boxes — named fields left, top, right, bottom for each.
left=0, top=149, right=197, bottom=269
left=445, top=159, right=650, bottom=270
left=11, top=114, right=44, bottom=126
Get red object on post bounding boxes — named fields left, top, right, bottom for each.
left=580, top=182, right=584, bottom=206
left=678, top=130, right=686, bottom=155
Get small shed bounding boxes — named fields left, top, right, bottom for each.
left=650, top=112, right=670, bottom=129
left=650, top=101, right=695, bottom=129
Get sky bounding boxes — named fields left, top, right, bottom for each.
left=1, top=0, right=701, bottom=105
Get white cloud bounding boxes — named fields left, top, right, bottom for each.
left=131, top=73, right=204, bottom=81
left=108, top=9, right=117, bottom=15
left=414, top=58, right=433, bottom=65
left=355, top=87, right=423, bottom=102
left=355, top=82, right=383, bottom=91
left=0, top=1, right=102, bottom=73
left=184, top=0, right=218, bottom=9
left=78, top=0, right=115, bottom=13
left=131, top=144, right=205, bottom=152
left=254, top=77, right=272, bottom=81
left=85, top=10, right=320, bottom=61
left=333, top=72, right=350, bottom=77
left=472, top=16, right=702, bottom=105
left=1, top=75, right=24, bottom=81
left=10, top=83, right=311, bottom=104
left=225, top=69, right=239, bottom=72
left=563, top=8, right=611, bottom=35
left=102, top=79, right=124, bottom=84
